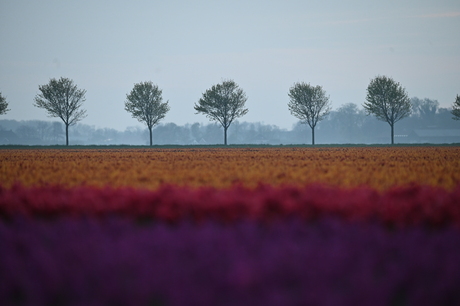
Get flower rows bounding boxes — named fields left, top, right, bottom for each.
left=1, top=147, right=460, bottom=305
left=1, top=184, right=460, bottom=227
left=2, top=217, right=460, bottom=306
left=1, top=147, right=459, bottom=190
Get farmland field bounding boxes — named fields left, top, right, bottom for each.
left=1, top=146, right=460, bottom=190
left=1, top=146, right=460, bottom=305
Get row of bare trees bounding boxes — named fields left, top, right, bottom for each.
left=1, top=76, right=459, bottom=146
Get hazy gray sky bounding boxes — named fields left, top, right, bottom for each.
left=1, top=0, right=459, bottom=130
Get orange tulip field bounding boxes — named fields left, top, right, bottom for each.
left=1, top=146, right=459, bottom=190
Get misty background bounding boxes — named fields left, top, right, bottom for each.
left=1, top=98, right=459, bottom=145
left=1, top=0, right=459, bottom=135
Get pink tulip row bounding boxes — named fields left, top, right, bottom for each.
left=2, top=183, right=460, bottom=227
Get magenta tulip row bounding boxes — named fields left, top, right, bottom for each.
left=1, top=183, right=460, bottom=227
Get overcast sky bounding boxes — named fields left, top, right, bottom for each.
left=1, top=0, right=459, bottom=130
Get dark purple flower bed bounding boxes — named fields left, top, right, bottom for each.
left=1, top=217, right=460, bottom=306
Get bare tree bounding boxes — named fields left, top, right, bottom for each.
left=194, top=79, right=248, bottom=145
left=451, top=95, right=460, bottom=120
left=363, top=76, right=411, bottom=144
left=125, top=81, right=170, bottom=146
left=288, top=82, right=331, bottom=145
left=0, top=92, right=9, bottom=115
left=34, top=77, right=87, bottom=146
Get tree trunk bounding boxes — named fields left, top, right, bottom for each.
left=149, top=127, right=153, bottom=146
left=65, top=123, right=69, bottom=146
left=224, top=127, right=227, bottom=146
left=390, top=123, right=394, bottom=145
left=311, top=126, right=315, bottom=145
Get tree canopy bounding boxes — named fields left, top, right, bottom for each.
left=363, top=76, right=411, bottom=144
left=451, top=95, right=460, bottom=120
left=194, top=80, right=248, bottom=145
left=0, top=92, right=9, bottom=115
left=411, top=97, right=439, bottom=121
left=34, top=77, right=87, bottom=146
left=288, top=82, right=331, bottom=145
left=125, top=81, right=170, bottom=146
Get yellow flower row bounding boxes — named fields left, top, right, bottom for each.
left=1, top=147, right=459, bottom=190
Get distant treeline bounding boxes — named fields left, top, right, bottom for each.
left=1, top=101, right=459, bottom=145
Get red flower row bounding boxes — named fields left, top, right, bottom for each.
left=1, top=184, right=460, bottom=227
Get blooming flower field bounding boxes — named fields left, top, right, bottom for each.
left=1, top=147, right=460, bottom=305
left=1, top=147, right=459, bottom=190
